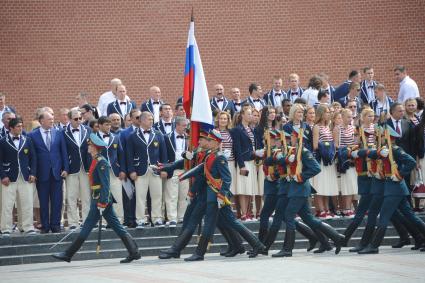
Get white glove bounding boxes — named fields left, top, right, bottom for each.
left=149, top=164, right=159, bottom=171
left=98, top=207, right=105, bottom=215
left=223, top=149, right=231, bottom=159
left=217, top=198, right=225, bottom=208
left=374, top=172, right=382, bottom=180
left=185, top=151, right=194, bottom=160
left=391, top=175, right=401, bottom=182
left=255, top=149, right=265, bottom=158
left=276, top=153, right=284, bottom=160
left=288, top=154, right=295, bottom=163
left=380, top=148, right=389, bottom=158
left=185, top=196, right=193, bottom=205
left=351, top=150, right=359, bottom=159
left=286, top=175, right=292, bottom=182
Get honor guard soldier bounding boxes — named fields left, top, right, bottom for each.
left=185, top=130, right=266, bottom=261
left=52, top=133, right=141, bottom=263
left=359, top=126, right=425, bottom=254
left=0, top=117, right=37, bottom=236
left=62, top=109, right=92, bottom=230
left=274, top=128, right=344, bottom=257
left=97, top=116, right=126, bottom=223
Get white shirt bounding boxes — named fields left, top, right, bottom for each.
left=215, top=97, right=224, bottom=110
left=365, top=81, right=375, bottom=103
left=398, top=76, right=420, bottom=103
left=151, top=99, right=161, bottom=123
left=99, top=131, right=110, bottom=145
left=162, top=120, right=173, bottom=134
left=118, top=100, right=128, bottom=116
left=98, top=91, right=130, bottom=116
left=272, top=90, right=283, bottom=107
left=301, top=87, right=319, bottom=107
left=10, top=134, right=20, bottom=148
left=391, top=117, right=402, bottom=135
left=250, top=96, right=263, bottom=111
left=142, top=128, right=151, bottom=142
left=71, top=126, right=81, bottom=146
left=174, top=131, right=185, bottom=160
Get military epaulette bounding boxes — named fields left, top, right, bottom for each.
left=96, top=156, right=103, bottom=161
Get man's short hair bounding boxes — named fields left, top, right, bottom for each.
left=2, top=111, right=14, bottom=120
left=9, top=117, right=23, bottom=129
left=293, top=98, right=307, bottom=105
left=375, top=83, right=385, bottom=91
left=349, top=82, right=361, bottom=91
left=175, top=103, right=183, bottom=110
left=318, top=89, right=329, bottom=101
left=394, top=65, right=406, bottom=73
left=248, top=83, right=259, bottom=95
left=348, top=70, right=360, bottom=79
left=390, top=102, right=403, bottom=114
left=160, top=103, right=171, bottom=111
left=98, top=116, right=111, bottom=125
left=416, top=97, right=425, bottom=111
left=67, top=109, right=80, bottom=119
left=175, top=116, right=188, bottom=126
left=80, top=104, right=94, bottom=113
left=129, top=109, right=141, bottom=118
left=0, top=92, right=5, bottom=97
left=363, top=66, right=373, bottom=73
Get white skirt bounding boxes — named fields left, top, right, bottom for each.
left=256, top=164, right=265, bottom=196
left=228, top=160, right=237, bottom=195
left=340, top=167, right=358, bottom=195
left=314, top=161, right=339, bottom=196
left=236, top=160, right=258, bottom=196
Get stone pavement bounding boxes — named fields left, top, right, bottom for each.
left=1, top=247, right=424, bottom=283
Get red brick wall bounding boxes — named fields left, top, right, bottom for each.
left=1, top=0, right=424, bottom=123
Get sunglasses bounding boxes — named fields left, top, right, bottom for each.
left=135, top=116, right=141, bottom=120
left=73, top=117, right=83, bottom=121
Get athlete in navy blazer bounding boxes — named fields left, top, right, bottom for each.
left=359, top=80, right=377, bottom=105
left=62, top=124, right=91, bottom=174
left=107, top=100, right=137, bottom=124
left=28, top=111, right=69, bottom=233
left=210, top=96, right=235, bottom=117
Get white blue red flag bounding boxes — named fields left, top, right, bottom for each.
left=183, top=14, right=214, bottom=148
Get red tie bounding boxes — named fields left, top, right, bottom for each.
left=395, top=120, right=401, bottom=134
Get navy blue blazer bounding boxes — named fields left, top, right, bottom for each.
left=327, top=85, right=336, bottom=103
left=140, top=99, right=164, bottom=115
left=97, top=132, right=126, bottom=177
left=333, top=80, right=351, bottom=101
left=210, top=97, right=234, bottom=117
left=62, top=125, right=91, bottom=174
left=0, top=135, right=37, bottom=182
left=28, top=127, right=69, bottom=182
left=263, top=90, right=288, bottom=107
left=107, top=99, right=137, bottom=120
left=359, top=80, right=377, bottom=105
left=242, top=96, right=266, bottom=110
left=126, top=128, right=167, bottom=176
left=282, top=122, right=313, bottom=151
left=231, top=124, right=256, bottom=168
left=154, top=120, right=176, bottom=135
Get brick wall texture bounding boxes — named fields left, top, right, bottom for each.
left=1, top=0, right=424, bottom=123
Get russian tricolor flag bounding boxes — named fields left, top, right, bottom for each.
left=183, top=14, right=214, bottom=148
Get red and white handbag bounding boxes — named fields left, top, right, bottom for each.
left=412, top=169, right=425, bottom=198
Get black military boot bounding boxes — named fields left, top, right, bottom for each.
left=342, top=221, right=360, bottom=247
left=184, top=236, right=209, bottom=261
left=159, top=229, right=193, bottom=259
left=218, top=226, right=233, bottom=256
left=400, top=218, right=425, bottom=250
left=224, top=229, right=245, bottom=257
left=317, top=222, right=344, bottom=254
left=51, top=236, right=85, bottom=263
left=295, top=222, right=317, bottom=252
left=120, top=233, right=141, bottom=263
left=358, top=226, right=386, bottom=254
left=391, top=218, right=410, bottom=248
left=258, top=226, right=268, bottom=244
left=262, top=227, right=280, bottom=254
left=349, top=224, right=374, bottom=252
left=312, top=229, right=333, bottom=253
left=235, top=224, right=266, bottom=258
left=272, top=229, right=295, bottom=257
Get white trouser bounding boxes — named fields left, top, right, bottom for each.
left=109, top=170, right=123, bottom=221
left=134, top=168, right=163, bottom=223
left=164, top=169, right=189, bottom=222
left=65, top=169, right=90, bottom=227
left=1, top=175, right=34, bottom=232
